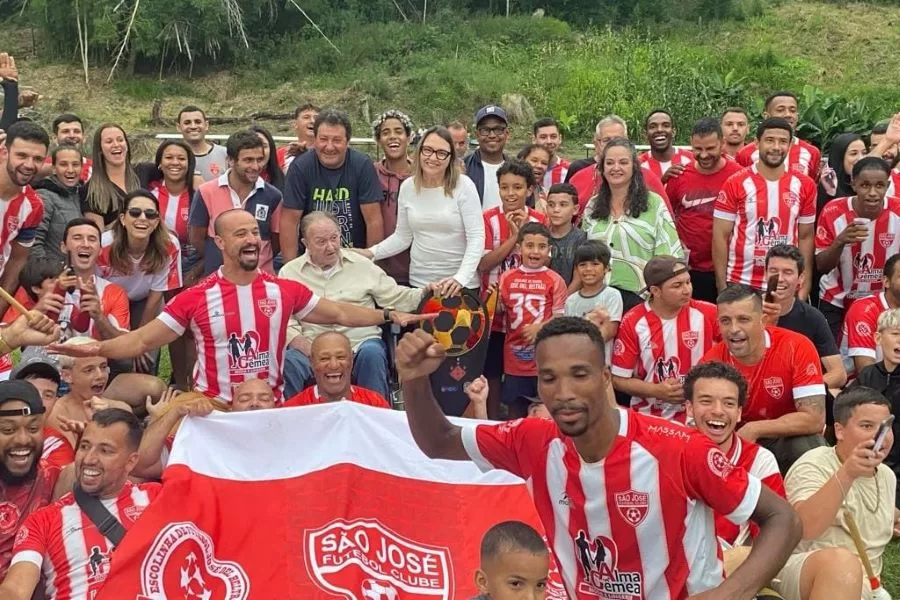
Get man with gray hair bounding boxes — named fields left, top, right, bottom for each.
left=565, top=114, right=671, bottom=217
left=280, top=211, right=427, bottom=399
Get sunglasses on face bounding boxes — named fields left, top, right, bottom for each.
left=127, top=207, right=160, bottom=219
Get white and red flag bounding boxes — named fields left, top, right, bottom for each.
left=97, top=403, right=566, bottom=599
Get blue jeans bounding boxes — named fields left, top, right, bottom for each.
left=283, top=338, right=390, bottom=401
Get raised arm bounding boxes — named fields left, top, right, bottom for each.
left=49, top=319, right=179, bottom=360
left=396, top=329, right=469, bottom=459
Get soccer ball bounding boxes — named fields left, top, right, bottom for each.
left=360, top=579, right=399, bottom=600
left=420, top=293, right=486, bottom=356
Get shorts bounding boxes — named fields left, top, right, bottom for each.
left=502, top=374, right=537, bottom=410
left=483, top=331, right=505, bottom=378
left=772, top=551, right=870, bottom=600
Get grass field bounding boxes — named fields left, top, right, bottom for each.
left=882, top=540, right=899, bottom=596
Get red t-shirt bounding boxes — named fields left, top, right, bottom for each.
left=736, top=138, right=821, bottom=181
left=715, top=436, right=784, bottom=545
left=459, top=409, right=761, bottom=599
left=283, top=385, right=389, bottom=408
left=713, top=165, right=816, bottom=289
left=638, top=148, right=694, bottom=181
left=498, top=266, right=567, bottom=377
left=0, top=186, right=43, bottom=277
left=482, top=206, right=546, bottom=332
left=611, top=300, right=718, bottom=422
left=702, top=326, right=825, bottom=422
left=664, top=160, right=744, bottom=272
left=815, top=196, right=900, bottom=308
left=0, top=461, right=61, bottom=580
left=12, top=481, right=160, bottom=600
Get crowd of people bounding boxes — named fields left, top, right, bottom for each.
left=2, top=49, right=900, bottom=599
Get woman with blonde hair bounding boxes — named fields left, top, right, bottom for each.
left=81, top=123, right=140, bottom=230
left=357, top=125, right=485, bottom=297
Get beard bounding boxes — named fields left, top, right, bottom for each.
left=0, top=456, right=39, bottom=487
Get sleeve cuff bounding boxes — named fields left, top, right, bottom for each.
left=610, top=365, right=633, bottom=378
left=725, top=474, right=761, bottom=525
left=847, top=348, right=877, bottom=359
left=461, top=424, right=493, bottom=473
left=10, top=550, right=43, bottom=568
left=292, top=293, right=320, bottom=321
left=793, top=384, right=826, bottom=399
left=713, top=210, right=737, bottom=222
left=156, top=312, right=186, bottom=336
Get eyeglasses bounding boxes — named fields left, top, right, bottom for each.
left=477, top=126, right=507, bottom=137
left=421, top=146, right=451, bottom=161
left=127, top=207, right=160, bottom=219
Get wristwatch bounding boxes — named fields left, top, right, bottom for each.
left=383, top=307, right=393, bottom=324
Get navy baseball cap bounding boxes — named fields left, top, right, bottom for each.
left=474, top=105, right=508, bottom=126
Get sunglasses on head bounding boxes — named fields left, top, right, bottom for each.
left=126, top=207, right=160, bottom=219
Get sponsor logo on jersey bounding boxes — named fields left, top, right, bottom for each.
left=137, top=521, right=249, bottom=600
left=652, top=356, right=681, bottom=383
left=853, top=253, right=882, bottom=283
left=754, top=217, right=788, bottom=247
left=227, top=331, right=269, bottom=373
left=574, top=532, right=643, bottom=599
left=305, top=518, right=453, bottom=600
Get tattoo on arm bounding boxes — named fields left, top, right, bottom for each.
left=795, top=395, right=825, bottom=415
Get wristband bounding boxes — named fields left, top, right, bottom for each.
left=833, top=472, right=847, bottom=500
left=383, top=308, right=392, bottom=324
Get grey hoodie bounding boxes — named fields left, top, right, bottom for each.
left=32, top=176, right=84, bottom=264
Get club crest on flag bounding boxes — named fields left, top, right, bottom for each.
left=305, top=518, right=453, bottom=600
left=614, top=490, right=650, bottom=527
left=136, top=521, right=249, bottom=600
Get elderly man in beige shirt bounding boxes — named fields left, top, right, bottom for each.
left=280, top=212, right=426, bottom=399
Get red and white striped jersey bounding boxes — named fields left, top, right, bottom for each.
left=482, top=206, right=547, bottom=331
left=97, top=232, right=183, bottom=301
left=148, top=180, right=191, bottom=243
left=0, top=186, right=44, bottom=277
left=816, top=196, right=900, bottom=308
left=12, top=481, right=159, bottom=600
left=702, top=327, right=825, bottom=422
left=158, top=269, right=319, bottom=403
left=499, top=266, right=567, bottom=376
left=714, top=165, right=817, bottom=289
left=638, top=149, right=693, bottom=181
left=461, top=409, right=761, bottom=599
left=840, top=292, right=889, bottom=369
left=887, top=169, right=899, bottom=198
left=735, top=137, right=821, bottom=181
left=543, top=158, right=571, bottom=189
left=611, top=300, right=718, bottom=422
left=716, top=436, right=784, bottom=545
left=0, top=461, right=60, bottom=580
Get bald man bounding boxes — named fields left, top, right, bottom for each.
left=50, top=210, right=434, bottom=404
left=283, top=331, right=390, bottom=408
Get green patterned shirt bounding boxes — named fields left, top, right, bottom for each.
left=581, top=191, right=684, bottom=294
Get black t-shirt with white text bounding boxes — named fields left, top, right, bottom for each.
left=283, top=148, right=382, bottom=248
